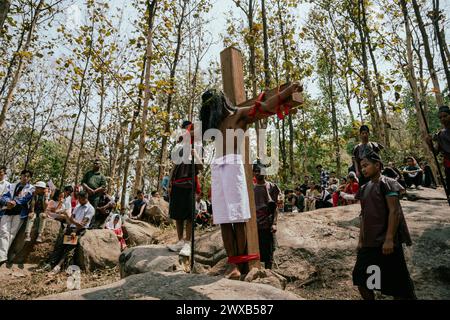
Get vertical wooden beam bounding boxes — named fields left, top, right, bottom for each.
left=220, top=47, right=261, bottom=270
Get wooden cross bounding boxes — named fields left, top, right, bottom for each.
left=220, top=47, right=302, bottom=270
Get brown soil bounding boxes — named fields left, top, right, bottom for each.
left=0, top=224, right=213, bottom=300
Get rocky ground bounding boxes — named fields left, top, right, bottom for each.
left=2, top=187, right=449, bottom=300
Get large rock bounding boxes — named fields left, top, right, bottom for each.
left=273, top=193, right=450, bottom=299
left=119, top=245, right=181, bottom=278
left=141, top=198, right=171, bottom=226
left=405, top=187, right=448, bottom=203
left=9, top=218, right=62, bottom=264
left=122, top=219, right=159, bottom=247
left=39, top=271, right=301, bottom=300
left=76, top=229, right=121, bottom=271
left=194, top=228, right=226, bottom=267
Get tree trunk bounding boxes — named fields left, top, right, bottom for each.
left=327, top=55, right=341, bottom=177
left=431, top=0, right=450, bottom=91
left=259, top=0, right=270, bottom=133
left=24, top=84, right=57, bottom=169
left=352, top=0, right=382, bottom=141
left=60, top=16, right=95, bottom=189
left=261, top=0, right=270, bottom=89
left=108, top=123, right=122, bottom=195
left=134, top=0, right=158, bottom=194
left=276, top=0, right=295, bottom=176
left=0, top=0, right=44, bottom=130
left=94, top=73, right=105, bottom=156
left=157, top=0, right=187, bottom=191
left=24, top=103, right=38, bottom=170
left=411, top=0, right=444, bottom=106
left=327, top=9, right=355, bottom=124
left=121, top=54, right=147, bottom=209
left=0, top=0, right=11, bottom=32
left=0, top=26, right=26, bottom=98
left=400, top=0, right=440, bottom=183
left=75, top=105, right=89, bottom=185
left=341, top=76, right=355, bottom=123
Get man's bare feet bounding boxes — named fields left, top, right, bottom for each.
left=224, top=263, right=241, bottom=280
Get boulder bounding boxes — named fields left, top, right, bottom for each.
left=405, top=187, right=447, bottom=201
left=76, top=229, right=121, bottom=271
left=39, top=271, right=301, bottom=300
left=122, top=219, right=159, bottom=247
left=119, top=245, right=182, bottom=278
left=9, top=217, right=62, bottom=264
left=207, top=258, right=228, bottom=277
left=194, top=227, right=226, bottom=266
left=141, top=198, right=171, bottom=226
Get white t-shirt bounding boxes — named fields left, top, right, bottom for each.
left=0, top=179, right=10, bottom=197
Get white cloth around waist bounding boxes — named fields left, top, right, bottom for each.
left=211, top=154, right=251, bottom=225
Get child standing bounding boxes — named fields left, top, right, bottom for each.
left=348, top=151, right=416, bottom=300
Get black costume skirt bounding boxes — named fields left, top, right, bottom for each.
left=258, top=228, right=276, bottom=266
left=169, top=185, right=194, bottom=221
left=352, top=246, right=416, bottom=298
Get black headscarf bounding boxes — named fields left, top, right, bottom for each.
left=363, top=150, right=383, bottom=168
left=360, top=125, right=370, bottom=133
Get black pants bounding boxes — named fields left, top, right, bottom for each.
left=90, top=211, right=109, bottom=229
left=258, top=228, right=275, bottom=269
left=423, top=166, right=436, bottom=187
left=403, top=173, right=423, bottom=188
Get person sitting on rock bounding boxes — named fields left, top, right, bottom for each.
left=25, top=181, right=49, bottom=243
left=194, top=193, right=210, bottom=228
left=105, top=213, right=126, bottom=251
left=150, top=190, right=161, bottom=204
left=253, top=160, right=280, bottom=269
left=305, top=182, right=319, bottom=212
left=283, top=189, right=296, bottom=213
left=340, top=172, right=359, bottom=205
left=129, top=190, right=147, bottom=220
left=401, top=156, right=423, bottom=190
left=315, top=185, right=333, bottom=209
left=344, top=151, right=416, bottom=300
left=40, top=190, right=95, bottom=274
left=420, top=161, right=436, bottom=189
left=90, top=190, right=115, bottom=229
left=0, top=169, right=34, bottom=266
left=294, top=187, right=305, bottom=212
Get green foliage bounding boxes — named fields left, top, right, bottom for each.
left=28, top=139, right=67, bottom=183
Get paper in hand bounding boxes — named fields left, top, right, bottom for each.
left=47, top=180, right=56, bottom=191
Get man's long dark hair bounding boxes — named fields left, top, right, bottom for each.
left=199, top=89, right=236, bottom=135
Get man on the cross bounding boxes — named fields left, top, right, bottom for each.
left=199, top=82, right=301, bottom=279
